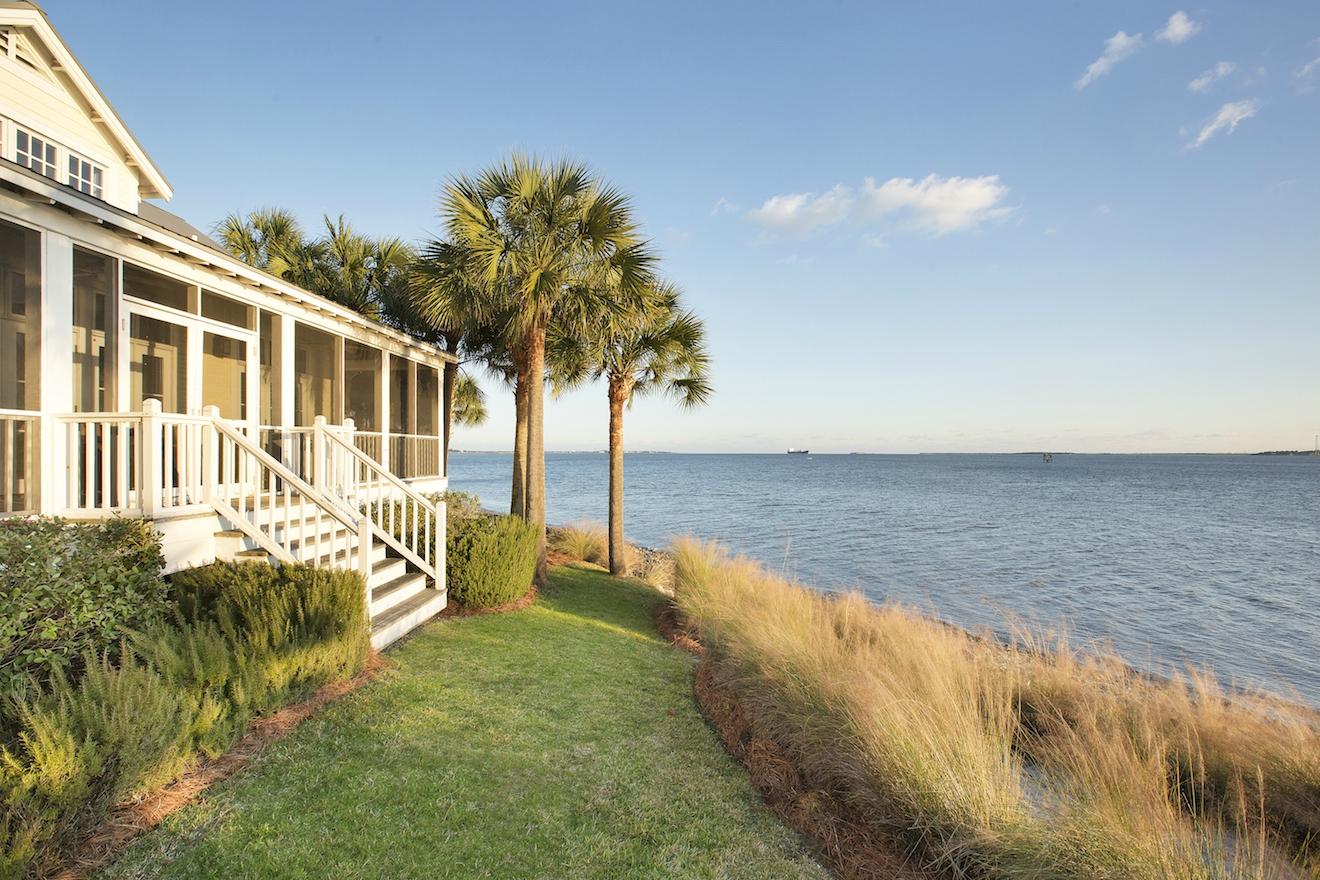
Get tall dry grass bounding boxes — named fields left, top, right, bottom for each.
left=671, top=538, right=1316, bottom=879
left=549, top=521, right=608, bottom=566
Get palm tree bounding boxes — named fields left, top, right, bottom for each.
left=571, top=284, right=711, bottom=574
left=430, top=156, right=655, bottom=582
left=214, top=208, right=325, bottom=289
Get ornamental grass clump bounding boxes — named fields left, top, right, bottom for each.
left=549, top=521, right=608, bottom=566
left=671, top=538, right=1305, bottom=879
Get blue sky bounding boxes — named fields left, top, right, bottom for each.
left=56, top=1, right=1320, bottom=452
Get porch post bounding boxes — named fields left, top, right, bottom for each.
left=379, top=350, right=391, bottom=472
left=201, top=405, right=219, bottom=503
left=39, top=232, right=73, bottom=515
left=141, top=398, right=162, bottom=517
left=312, top=415, right=326, bottom=492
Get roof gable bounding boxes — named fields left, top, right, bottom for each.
left=0, top=2, right=172, bottom=201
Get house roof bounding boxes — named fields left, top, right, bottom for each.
left=0, top=157, right=457, bottom=365
left=0, top=0, right=173, bottom=200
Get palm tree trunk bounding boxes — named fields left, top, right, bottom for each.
left=441, top=336, right=459, bottom=477
left=510, top=352, right=530, bottom=518
left=607, top=375, right=628, bottom=576
left=526, top=321, right=549, bottom=585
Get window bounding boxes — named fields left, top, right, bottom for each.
left=389, top=357, right=411, bottom=434
left=123, top=263, right=189, bottom=312
left=259, top=311, right=281, bottom=425
left=73, top=248, right=117, bottom=412
left=67, top=153, right=103, bottom=198
left=416, top=365, right=438, bottom=437
left=15, top=128, right=56, bottom=179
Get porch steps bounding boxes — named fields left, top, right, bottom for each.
left=369, top=587, right=447, bottom=651
left=213, top=513, right=445, bottom=651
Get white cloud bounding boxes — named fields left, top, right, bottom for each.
left=746, top=185, right=853, bottom=232
left=1157, top=11, right=1201, bottom=44
left=1076, top=30, right=1144, bottom=89
left=1189, top=61, right=1236, bottom=92
left=746, top=174, right=1013, bottom=237
left=1297, top=56, right=1320, bottom=91
left=710, top=196, right=739, bottom=216
left=859, top=174, right=1013, bottom=234
left=1188, top=100, right=1259, bottom=149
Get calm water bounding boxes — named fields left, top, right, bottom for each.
left=450, top=452, right=1320, bottom=704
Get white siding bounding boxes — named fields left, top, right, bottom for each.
left=0, top=38, right=141, bottom=212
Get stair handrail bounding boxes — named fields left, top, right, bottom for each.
left=314, top=416, right=441, bottom=580
left=208, top=412, right=372, bottom=582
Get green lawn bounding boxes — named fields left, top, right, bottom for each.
left=100, top=565, right=828, bottom=880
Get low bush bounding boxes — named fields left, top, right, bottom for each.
left=170, top=562, right=369, bottom=711
left=0, top=561, right=369, bottom=878
left=440, top=490, right=483, bottom=520
left=0, top=519, right=165, bottom=706
left=447, top=515, right=537, bottom=608
left=549, top=521, right=607, bottom=566
left=672, top=538, right=1306, bottom=879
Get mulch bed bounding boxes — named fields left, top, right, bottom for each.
left=655, top=601, right=934, bottom=880
left=52, top=651, right=390, bottom=880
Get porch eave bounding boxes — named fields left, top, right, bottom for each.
left=0, top=161, right=458, bottom=367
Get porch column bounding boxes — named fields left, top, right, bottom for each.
left=379, top=350, right=390, bottom=471
left=39, top=232, right=73, bottom=515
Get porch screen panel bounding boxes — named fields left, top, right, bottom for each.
left=294, top=324, right=337, bottom=425
left=0, top=219, right=41, bottom=411
left=416, top=365, right=438, bottom=436
left=344, top=341, right=380, bottom=430
left=389, top=357, right=411, bottom=433
left=72, top=247, right=117, bottom=412
left=202, top=333, right=247, bottom=420
left=259, top=311, right=280, bottom=425
left=0, top=220, right=40, bottom=514
left=129, top=315, right=187, bottom=413
left=123, top=263, right=189, bottom=313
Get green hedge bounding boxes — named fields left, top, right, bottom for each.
left=0, top=561, right=368, bottom=879
left=447, top=515, right=537, bottom=609
left=0, top=518, right=165, bottom=708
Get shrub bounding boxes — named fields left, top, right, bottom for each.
left=439, top=490, right=483, bottom=520
left=447, top=515, right=537, bottom=609
left=0, top=561, right=369, bottom=878
left=170, top=562, right=369, bottom=710
left=549, top=521, right=607, bottom=566
left=0, top=519, right=165, bottom=706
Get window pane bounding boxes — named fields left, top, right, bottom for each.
left=294, top=324, right=337, bottom=425
left=344, top=341, right=380, bottom=431
left=130, top=314, right=187, bottom=413
left=200, top=290, right=252, bottom=329
left=123, top=263, right=189, bottom=312
left=0, top=219, right=41, bottom=411
left=73, top=247, right=117, bottom=412
left=202, top=333, right=246, bottom=420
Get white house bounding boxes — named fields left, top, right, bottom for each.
left=0, top=1, right=450, bottom=648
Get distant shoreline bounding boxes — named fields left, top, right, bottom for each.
left=451, top=449, right=1320, bottom=457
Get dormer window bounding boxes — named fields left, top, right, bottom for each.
left=15, top=128, right=55, bottom=178
left=67, top=152, right=103, bottom=198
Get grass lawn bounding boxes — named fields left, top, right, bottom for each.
left=100, top=565, right=829, bottom=880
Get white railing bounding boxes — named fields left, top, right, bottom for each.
left=210, top=411, right=371, bottom=579
left=390, top=433, right=443, bottom=479
left=317, top=416, right=442, bottom=580
left=0, top=409, right=38, bottom=515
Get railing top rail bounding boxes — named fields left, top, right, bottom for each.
left=0, top=409, right=41, bottom=419
left=321, top=427, right=435, bottom=505
left=211, top=418, right=362, bottom=533
left=54, top=411, right=216, bottom=425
